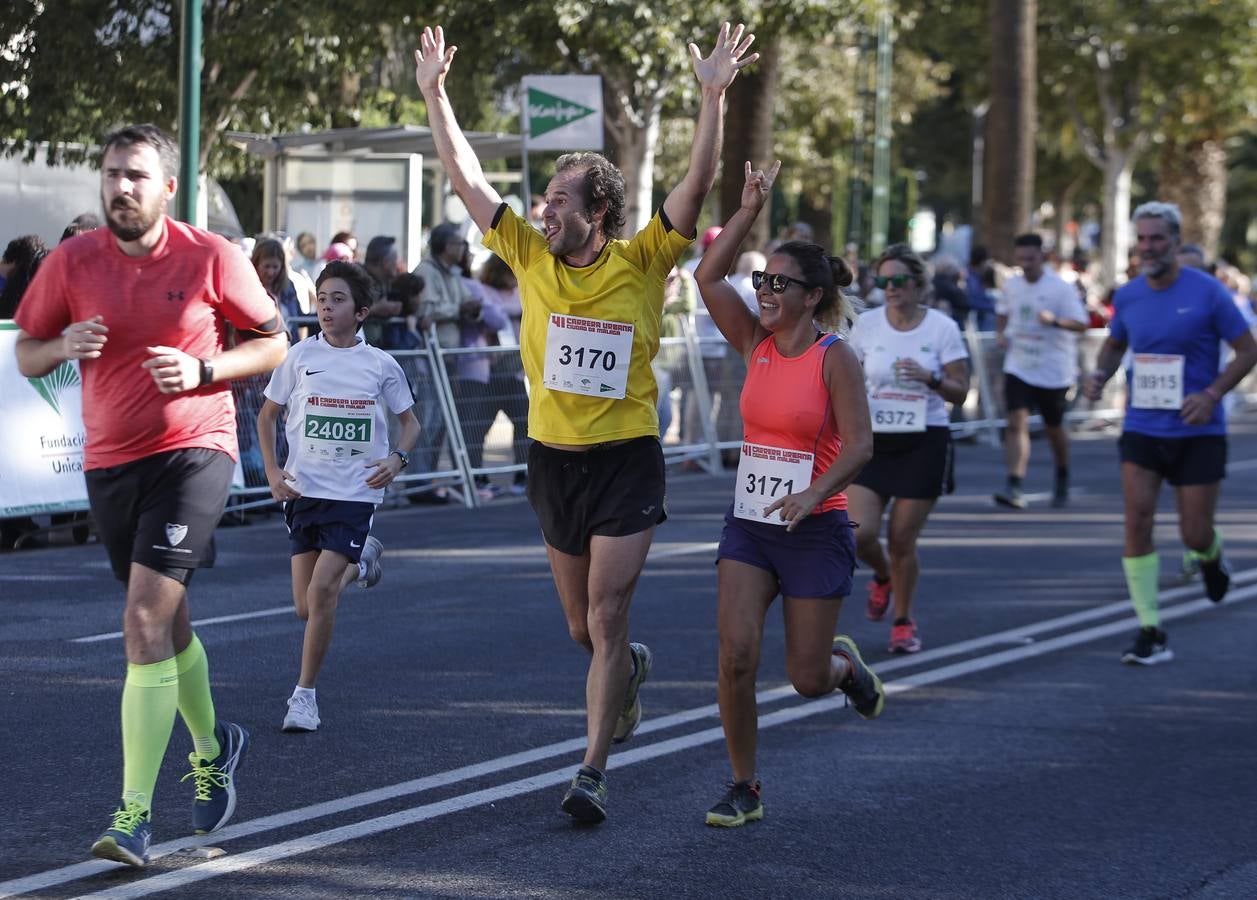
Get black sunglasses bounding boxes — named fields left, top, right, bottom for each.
left=873, top=274, right=913, bottom=289
left=752, top=270, right=812, bottom=294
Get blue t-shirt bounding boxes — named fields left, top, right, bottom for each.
left=1110, top=267, right=1249, bottom=437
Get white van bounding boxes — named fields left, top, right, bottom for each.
left=0, top=145, right=244, bottom=247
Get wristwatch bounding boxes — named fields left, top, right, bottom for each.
left=390, top=449, right=410, bottom=467
left=198, top=358, right=214, bottom=387
left=927, top=373, right=943, bottom=390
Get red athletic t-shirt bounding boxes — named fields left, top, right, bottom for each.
left=16, top=218, right=277, bottom=469
left=739, top=333, right=847, bottom=513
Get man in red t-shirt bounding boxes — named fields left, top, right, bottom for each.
left=15, top=124, right=286, bottom=868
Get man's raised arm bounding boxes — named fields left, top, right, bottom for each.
left=662, top=22, right=759, bottom=239
left=414, top=26, right=503, bottom=235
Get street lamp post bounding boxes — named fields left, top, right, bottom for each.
left=176, top=0, right=202, bottom=225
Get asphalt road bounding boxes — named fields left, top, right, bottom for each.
left=2, top=419, right=1255, bottom=899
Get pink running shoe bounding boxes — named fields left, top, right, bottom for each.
left=866, top=579, right=892, bottom=621
left=888, top=619, right=922, bottom=654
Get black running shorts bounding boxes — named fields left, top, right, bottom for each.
left=1118, top=432, right=1227, bottom=486
left=285, top=497, right=375, bottom=562
left=1004, top=373, right=1070, bottom=427
left=84, top=448, right=235, bottom=584
left=852, top=426, right=955, bottom=500
left=526, top=437, right=666, bottom=556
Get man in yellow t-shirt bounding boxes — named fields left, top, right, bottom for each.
left=415, top=22, right=759, bottom=823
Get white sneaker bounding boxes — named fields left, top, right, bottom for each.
left=282, top=693, right=320, bottom=732
left=357, top=536, right=383, bottom=588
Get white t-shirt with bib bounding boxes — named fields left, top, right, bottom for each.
left=264, top=334, right=414, bottom=504
left=996, top=269, right=1087, bottom=389
left=849, top=306, right=968, bottom=428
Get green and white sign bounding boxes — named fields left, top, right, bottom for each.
left=0, top=322, right=89, bottom=515
left=521, top=75, right=603, bottom=151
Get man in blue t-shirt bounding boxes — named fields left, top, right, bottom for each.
left=1084, top=202, right=1257, bottom=666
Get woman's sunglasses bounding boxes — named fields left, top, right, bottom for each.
left=873, top=274, right=914, bottom=289
left=752, top=271, right=812, bottom=294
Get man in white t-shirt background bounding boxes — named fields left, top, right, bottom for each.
left=994, top=233, right=1089, bottom=509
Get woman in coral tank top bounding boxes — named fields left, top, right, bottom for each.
left=692, top=161, right=884, bottom=828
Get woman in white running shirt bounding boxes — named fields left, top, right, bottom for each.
left=847, top=244, right=969, bottom=653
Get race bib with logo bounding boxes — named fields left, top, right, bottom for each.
left=1131, top=354, right=1184, bottom=410
left=301, top=396, right=374, bottom=460
left=869, top=388, right=927, bottom=433
left=1009, top=333, right=1044, bottom=369
left=733, top=442, right=815, bottom=526
left=543, top=314, right=634, bottom=399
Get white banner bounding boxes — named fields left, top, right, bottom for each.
left=521, top=75, right=603, bottom=151
left=0, top=322, right=90, bottom=515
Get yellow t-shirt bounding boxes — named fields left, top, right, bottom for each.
left=483, top=204, right=693, bottom=444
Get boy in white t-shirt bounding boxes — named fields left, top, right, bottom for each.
left=257, top=262, right=419, bottom=732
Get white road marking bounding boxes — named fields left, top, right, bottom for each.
left=70, top=606, right=295, bottom=644
left=7, top=571, right=1252, bottom=898
left=68, top=541, right=725, bottom=643
left=59, top=585, right=1257, bottom=899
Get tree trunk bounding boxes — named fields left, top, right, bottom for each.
left=611, top=93, right=662, bottom=237
left=720, top=38, right=780, bottom=258
left=982, top=0, right=1036, bottom=263
left=1099, top=155, right=1134, bottom=289
left=1158, top=138, right=1227, bottom=260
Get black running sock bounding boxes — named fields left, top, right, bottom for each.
left=578, top=764, right=604, bottom=780
left=1008, top=475, right=1023, bottom=490
left=893, top=617, right=912, bottom=627
left=1055, top=466, right=1069, bottom=483
left=873, top=574, right=890, bottom=586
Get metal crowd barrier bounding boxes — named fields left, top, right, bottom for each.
left=222, top=319, right=1257, bottom=514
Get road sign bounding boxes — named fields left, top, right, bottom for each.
left=521, top=75, right=603, bottom=151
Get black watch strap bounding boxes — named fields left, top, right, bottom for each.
left=391, top=449, right=410, bottom=467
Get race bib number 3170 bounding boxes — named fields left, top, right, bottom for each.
left=543, top=314, right=634, bottom=399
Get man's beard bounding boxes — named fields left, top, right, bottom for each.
left=1140, top=254, right=1172, bottom=279
left=104, top=196, right=163, bottom=242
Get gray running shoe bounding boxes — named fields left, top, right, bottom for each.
left=613, top=642, right=652, bottom=743
left=705, top=780, right=764, bottom=828
left=833, top=635, right=886, bottom=719
left=357, top=536, right=383, bottom=588
left=560, top=765, right=608, bottom=823
left=993, top=485, right=1026, bottom=509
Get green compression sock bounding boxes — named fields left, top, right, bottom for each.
left=121, top=657, right=180, bottom=811
left=1122, top=553, right=1161, bottom=628
left=175, top=634, right=220, bottom=762
left=1186, top=530, right=1223, bottom=564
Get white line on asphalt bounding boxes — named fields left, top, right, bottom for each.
left=8, top=570, right=1253, bottom=898
left=70, top=606, right=295, bottom=644
left=60, top=585, right=1257, bottom=900
left=67, top=541, right=727, bottom=643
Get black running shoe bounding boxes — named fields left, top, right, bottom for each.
left=560, top=765, right=608, bottom=824
left=1200, top=553, right=1231, bottom=603
left=705, top=780, right=764, bottom=828
left=833, top=635, right=886, bottom=718
left=1121, top=627, right=1173, bottom=665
